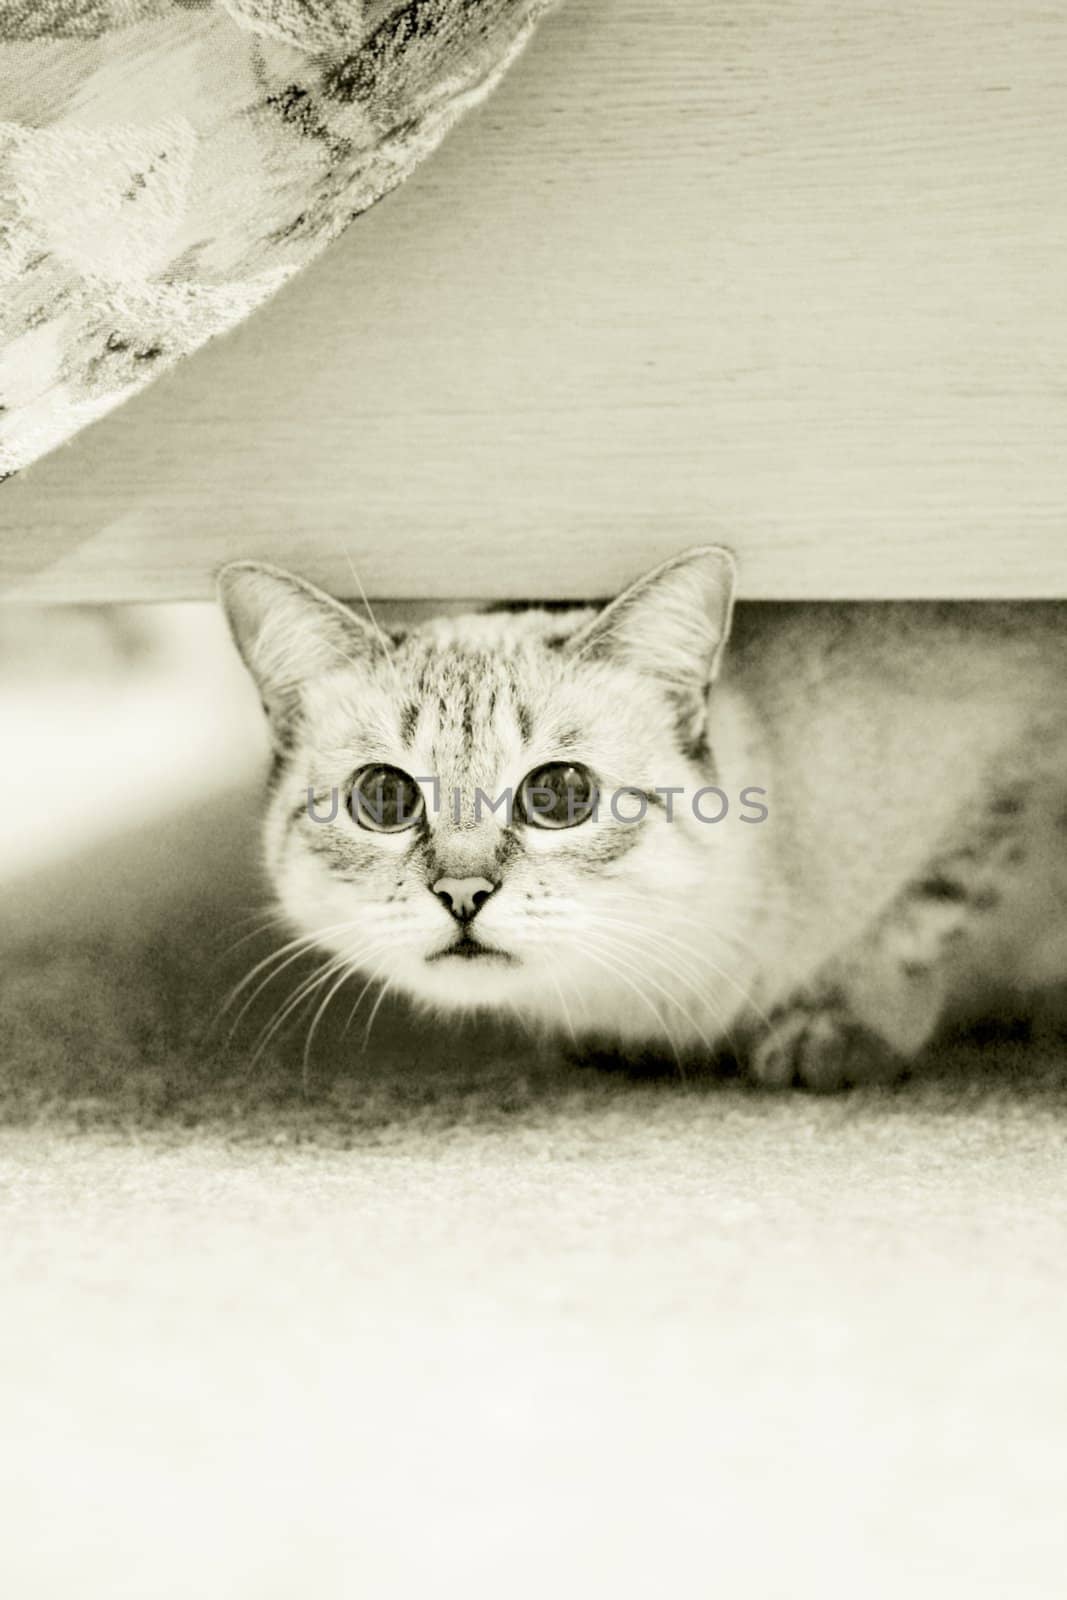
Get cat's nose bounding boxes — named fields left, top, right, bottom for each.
left=432, top=876, right=498, bottom=923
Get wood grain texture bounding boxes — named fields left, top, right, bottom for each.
left=2, top=0, right=1066, bottom=602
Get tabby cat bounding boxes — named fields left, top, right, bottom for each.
left=219, top=550, right=1067, bottom=1088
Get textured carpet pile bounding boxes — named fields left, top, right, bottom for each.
left=2, top=786, right=1067, bottom=1597
left=2, top=613, right=1067, bottom=1595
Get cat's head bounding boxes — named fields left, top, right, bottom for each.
left=219, top=548, right=761, bottom=1047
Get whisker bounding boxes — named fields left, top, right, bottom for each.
left=302, top=962, right=361, bottom=1095
left=361, top=974, right=395, bottom=1053
left=211, top=907, right=290, bottom=954
left=344, top=546, right=406, bottom=698
left=579, top=931, right=716, bottom=1060
left=215, top=921, right=362, bottom=1037
left=584, top=910, right=773, bottom=1040
left=341, top=955, right=391, bottom=1038
left=582, top=911, right=760, bottom=1004
left=577, top=944, right=683, bottom=1071
left=215, top=915, right=292, bottom=962
left=580, top=920, right=745, bottom=1061
left=548, top=972, right=578, bottom=1045
left=584, top=889, right=788, bottom=976
left=251, top=952, right=355, bottom=1068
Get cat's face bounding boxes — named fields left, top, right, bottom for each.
left=220, top=549, right=761, bottom=1048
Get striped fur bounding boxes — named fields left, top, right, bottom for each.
left=220, top=557, right=1067, bottom=1086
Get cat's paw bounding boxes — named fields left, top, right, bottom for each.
left=749, top=1007, right=906, bottom=1092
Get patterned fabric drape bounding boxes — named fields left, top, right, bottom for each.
left=0, top=0, right=555, bottom=479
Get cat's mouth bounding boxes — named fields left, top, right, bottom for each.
left=426, top=932, right=516, bottom=965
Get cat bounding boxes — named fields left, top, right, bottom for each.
left=218, top=550, right=1067, bottom=1089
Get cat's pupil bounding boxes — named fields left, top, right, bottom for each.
left=350, top=765, right=424, bottom=832
left=520, top=763, right=597, bottom=829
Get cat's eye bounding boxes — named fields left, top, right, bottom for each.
left=517, top=762, right=598, bottom=830
left=349, top=765, right=425, bottom=833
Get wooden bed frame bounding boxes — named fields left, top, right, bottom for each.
left=1, top=0, right=1065, bottom=604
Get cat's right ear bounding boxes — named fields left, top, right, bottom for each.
left=565, top=545, right=737, bottom=757
left=217, top=562, right=383, bottom=743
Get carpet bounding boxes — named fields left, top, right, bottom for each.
left=2, top=781, right=1067, bottom=1598
left=3, top=610, right=1067, bottom=1596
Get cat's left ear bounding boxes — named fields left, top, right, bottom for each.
left=217, top=561, right=385, bottom=743
left=567, top=546, right=737, bottom=753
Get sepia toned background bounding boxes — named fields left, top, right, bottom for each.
left=3, top=4, right=1067, bottom=1594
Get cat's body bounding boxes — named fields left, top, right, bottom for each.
left=220, top=554, right=1067, bottom=1088
left=719, top=601, right=1067, bottom=1082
